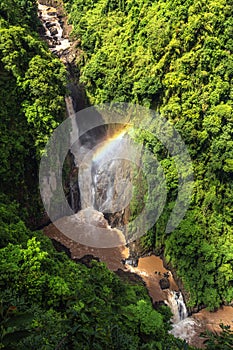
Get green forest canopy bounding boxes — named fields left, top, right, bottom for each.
left=0, top=0, right=233, bottom=348
left=0, top=1, right=191, bottom=349
left=64, top=0, right=233, bottom=310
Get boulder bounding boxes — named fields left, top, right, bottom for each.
left=46, top=38, right=56, bottom=48
left=51, top=238, right=71, bottom=258
left=50, top=26, right=58, bottom=36
left=46, top=22, right=53, bottom=28
left=159, top=277, right=170, bottom=290
left=121, top=258, right=138, bottom=267
left=74, top=254, right=100, bottom=268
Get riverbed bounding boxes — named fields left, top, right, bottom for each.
left=39, top=1, right=233, bottom=347
left=44, top=220, right=233, bottom=348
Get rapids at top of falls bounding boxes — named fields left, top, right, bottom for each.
left=38, top=3, right=233, bottom=348
left=38, top=3, right=70, bottom=54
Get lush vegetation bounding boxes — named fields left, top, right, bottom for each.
left=0, top=0, right=67, bottom=221
left=65, top=0, right=233, bottom=311
left=1, top=201, right=232, bottom=349
left=1, top=0, right=233, bottom=349
left=0, top=1, right=191, bottom=349
left=1, top=200, right=195, bottom=349
left=202, top=324, right=233, bottom=350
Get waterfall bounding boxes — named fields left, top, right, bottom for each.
left=38, top=3, right=70, bottom=54
left=38, top=3, right=146, bottom=247
left=165, top=290, right=199, bottom=343
left=166, top=291, right=188, bottom=324
left=63, top=96, right=129, bottom=247
left=65, top=96, right=80, bottom=166
left=91, top=134, right=133, bottom=215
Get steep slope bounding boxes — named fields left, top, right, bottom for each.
left=64, top=0, right=233, bottom=310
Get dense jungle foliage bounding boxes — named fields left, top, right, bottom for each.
left=0, top=0, right=67, bottom=220
left=0, top=1, right=194, bottom=349
left=64, top=0, right=233, bottom=311
left=0, top=0, right=233, bottom=349
left=0, top=200, right=187, bottom=349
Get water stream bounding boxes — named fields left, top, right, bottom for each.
left=165, top=291, right=200, bottom=343
left=38, top=3, right=70, bottom=54
left=38, top=1, right=195, bottom=340
left=166, top=290, right=188, bottom=324
left=38, top=3, right=232, bottom=347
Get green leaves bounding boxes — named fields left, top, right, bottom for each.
left=0, top=303, right=34, bottom=349
left=0, top=26, right=67, bottom=154
left=0, top=221, right=192, bottom=349
left=0, top=0, right=38, bottom=29
left=0, top=7, right=67, bottom=219
left=202, top=324, right=233, bottom=350
left=67, top=0, right=233, bottom=311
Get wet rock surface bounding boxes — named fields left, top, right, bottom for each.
left=44, top=221, right=129, bottom=271
left=38, top=2, right=233, bottom=347
left=51, top=238, right=71, bottom=258
left=121, top=257, right=139, bottom=267
left=159, top=277, right=170, bottom=290
left=44, top=222, right=233, bottom=348
left=75, top=254, right=100, bottom=267
left=38, top=2, right=78, bottom=63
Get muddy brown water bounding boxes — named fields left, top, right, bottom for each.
left=44, top=222, right=177, bottom=299
left=44, top=222, right=129, bottom=270
left=128, top=255, right=179, bottom=301
left=38, top=3, right=233, bottom=344
left=193, top=306, right=233, bottom=333
left=44, top=222, right=233, bottom=347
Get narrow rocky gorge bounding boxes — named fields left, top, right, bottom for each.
left=37, top=2, right=233, bottom=347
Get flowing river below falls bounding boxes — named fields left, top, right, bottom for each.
left=44, top=219, right=233, bottom=349
left=38, top=1, right=233, bottom=347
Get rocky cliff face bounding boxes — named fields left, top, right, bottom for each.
left=38, top=2, right=142, bottom=246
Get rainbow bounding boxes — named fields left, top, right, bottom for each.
left=93, top=125, right=133, bottom=162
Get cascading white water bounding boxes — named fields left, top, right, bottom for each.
left=66, top=96, right=81, bottom=166
left=91, top=136, right=133, bottom=215
left=38, top=5, right=159, bottom=244
left=64, top=90, right=129, bottom=246
left=170, top=317, right=199, bottom=343
left=38, top=3, right=70, bottom=53
left=166, top=290, right=199, bottom=343
left=166, top=291, right=188, bottom=324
